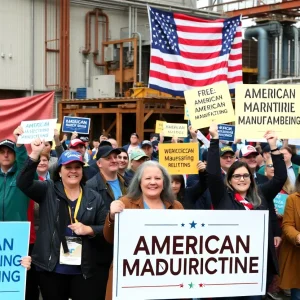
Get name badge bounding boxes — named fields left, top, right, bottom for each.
left=59, top=236, right=82, bottom=265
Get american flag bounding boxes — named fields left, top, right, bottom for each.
left=148, top=6, right=242, bottom=97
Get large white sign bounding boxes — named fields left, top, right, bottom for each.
left=17, top=119, right=57, bottom=144
left=113, top=210, right=269, bottom=300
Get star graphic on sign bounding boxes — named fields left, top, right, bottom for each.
left=201, top=223, right=205, bottom=227
left=188, top=282, right=194, bottom=289
left=181, top=223, right=185, bottom=227
left=199, top=283, right=205, bottom=288
left=189, top=221, right=197, bottom=228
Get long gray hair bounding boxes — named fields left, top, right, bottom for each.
left=126, top=161, right=174, bottom=204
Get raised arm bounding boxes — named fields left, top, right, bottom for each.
left=206, top=122, right=225, bottom=208
left=16, top=138, right=48, bottom=203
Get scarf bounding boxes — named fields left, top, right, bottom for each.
left=234, top=193, right=254, bottom=210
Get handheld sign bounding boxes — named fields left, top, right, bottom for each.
left=18, top=119, right=57, bottom=144
left=113, top=210, right=269, bottom=300
left=62, top=116, right=91, bottom=134
left=155, top=120, right=167, bottom=134
left=159, top=143, right=198, bottom=174
left=184, top=83, right=235, bottom=130
left=163, top=123, right=188, bottom=138
left=235, top=84, right=300, bottom=139
left=184, top=105, right=190, bottom=120
left=273, top=193, right=288, bottom=215
left=218, top=124, right=235, bottom=142
left=0, top=222, right=30, bottom=300
left=196, top=131, right=210, bottom=148
left=288, top=139, right=300, bottom=146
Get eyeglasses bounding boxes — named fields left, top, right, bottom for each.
left=221, top=155, right=235, bottom=160
left=266, top=164, right=274, bottom=168
left=231, top=173, right=251, bottom=180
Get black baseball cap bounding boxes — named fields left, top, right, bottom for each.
left=0, top=139, right=15, bottom=153
left=96, top=146, right=121, bottom=160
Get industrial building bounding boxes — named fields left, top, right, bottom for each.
left=0, top=0, right=299, bottom=142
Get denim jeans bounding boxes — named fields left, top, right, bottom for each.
left=291, top=288, right=300, bottom=300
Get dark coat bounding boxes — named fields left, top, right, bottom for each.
left=16, top=158, right=107, bottom=278
left=207, top=139, right=287, bottom=274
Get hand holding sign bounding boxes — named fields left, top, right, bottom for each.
left=188, top=125, right=197, bottom=140
left=209, top=122, right=219, bottom=139
left=30, top=138, right=45, bottom=160
left=110, top=200, right=125, bottom=221
left=197, top=160, right=206, bottom=172
left=21, top=256, right=32, bottom=270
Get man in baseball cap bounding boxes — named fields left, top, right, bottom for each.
left=0, top=126, right=30, bottom=221
left=141, top=140, right=158, bottom=161
left=219, top=145, right=236, bottom=174
left=124, top=149, right=149, bottom=184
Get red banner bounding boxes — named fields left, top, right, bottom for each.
left=0, top=92, right=54, bottom=140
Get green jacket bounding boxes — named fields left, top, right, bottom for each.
left=0, top=145, right=30, bottom=221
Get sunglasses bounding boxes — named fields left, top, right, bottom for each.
left=266, top=164, right=274, bottom=168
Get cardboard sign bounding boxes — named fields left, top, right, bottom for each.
left=163, top=123, right=187, bottom=138
left=184, top=105, right=190, bottom=120
left=218, top=124, right=235, bottom=142
left=184, top=83, right=235, bottom=129
left=196, top=131, right=210, bottom=148
left=0, top=222, right=30, bottom=300
left=235, top=84, right=300, bottom=139
left=158, top=143, right=199, bottom=174
left=113, top=210, right=269, bottom=300
left=17, top=119, right=57, bottom=144
left=155, top=120, right=167, bottom=134
left=273, top=193, right=288, bottom=215
left=62, top=116, right=91, bottom=134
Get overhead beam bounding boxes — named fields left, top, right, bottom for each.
left=143, top=110, right=154, bottom=123
left=225, top=0, right=300, bottom=18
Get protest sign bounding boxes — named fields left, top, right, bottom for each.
left=196, top=131, right=210, bottom=148
left=113, top=210, right=269, bottom=300
left=0, top=222, right=30, bottom=300
left=163, top=123, right=188, bottom=138
left=235, top=84, right=300, bottom=139
left=17, top=119, right=57, bottom=144
left=62, top=116, right=91, bottom=134
left=218, top=124, right=235, bottom=142
left=288, top=139, right=300, bottom=146
left=184, top=105, right=190, bottom=120
left=159, top=143, right=198, bottom=174
left=273, top=194, right=288, bottom=215
left=155, top=121, right=166, bottom=134
left=184, top=83, right=235, bottom=130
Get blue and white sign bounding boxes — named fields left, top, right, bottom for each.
left=62, top=116, right=91, bottom=134
left=273, top=193, right=288, bottom=215
left=218, top=124, right=235, bottom=142
left=0, top=222, right=30, bottom=300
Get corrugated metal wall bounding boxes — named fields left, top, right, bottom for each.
left=0, top=0, right=198, bottom=93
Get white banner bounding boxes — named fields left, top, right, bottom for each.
left=17, top=119, right=57, bottom=144
left=113, top=210, right=269, bottom=300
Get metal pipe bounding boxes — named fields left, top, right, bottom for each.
left=70, top=0, right=221, bottom=18
left=282, top=33, right=289, bottom=76
left=82, top=11, right=93, bottom=54
left=274, top=36, right=278, bottom=78
left=278, top=26, right=283, bottom=78
left=31, top=0, right=35, bottom=96
left=134, top=7, right=137, bottom=32
left=129, top=6, right=132, bottom=39
left=245, top=27, right=269, bottom=83
left=288, top=40, right=291, bottom=76
left=85, top=58, right=89, bottom=87
left=132, top=32, right=142, bottom=82
left=291, top=25, right=299, bottom=76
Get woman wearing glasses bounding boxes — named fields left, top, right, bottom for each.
left=206, top=123, right=287, bottom=300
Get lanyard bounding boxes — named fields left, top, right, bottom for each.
left=65, top=188, right=83, bottom=224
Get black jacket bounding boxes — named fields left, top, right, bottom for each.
left=16, top=158, right=107, bottom=278
left=207, top=139, right=287, bottom=274
left=86, top=172, right=128, bottom=265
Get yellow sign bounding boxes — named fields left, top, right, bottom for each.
left=235, top=84, right=300, bottom=138
left=184, top=83, right=235, bottom=129
left=155, top=120, right=166, bottom=134
left=163, top=123, right=187, bottom=138
left=184, top=105, right=190, bottom=120
left=158, top=143, right=199, bottom=174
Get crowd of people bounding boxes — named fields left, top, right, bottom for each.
left=1, top=123, right=300, bottom=300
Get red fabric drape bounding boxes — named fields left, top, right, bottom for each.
left=0, top=92, right=54, bottom=140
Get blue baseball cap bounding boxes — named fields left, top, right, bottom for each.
left=58, top=151, right=84, bottom=166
